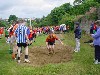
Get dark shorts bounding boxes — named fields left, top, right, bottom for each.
left=17, top=43, right=27, bottom=48
left=5, top=35, right=9, bottom=38
left=90, top=29, right=93, bottom=34
left=48, top=41, right=55, bottom=45
left=29, top=38, right=33, bottom=41
left=32, top=34, right=36, bottom=38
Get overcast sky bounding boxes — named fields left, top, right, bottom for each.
left=0, top=0, right=74, bottom=19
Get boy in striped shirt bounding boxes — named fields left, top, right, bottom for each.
left=15, top=20, right=30, bottom=63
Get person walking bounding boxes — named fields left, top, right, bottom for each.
left=15, top=20, right=30, bottom=63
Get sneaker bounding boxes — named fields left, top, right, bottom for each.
left=94, top=60, right=98, bottom=64
left=74, top=50, right=78, bottom=52
left=18, top=60, right=21, bottom=63
left=24, top=59, right=30, bottom=63
left=6, top=41, right=9, bottom=43
left=74, top=49, right=76, bottom=51
left=74, top=49, right=78, bottom=52
left=98, top=62, right=100, bottom=64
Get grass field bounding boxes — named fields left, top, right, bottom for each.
left=0, top=33, right=100, bottom=75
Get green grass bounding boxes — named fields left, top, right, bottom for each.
left=0, top=33, right=100, bottom=75
left=32, top=34, right=47, bottom=46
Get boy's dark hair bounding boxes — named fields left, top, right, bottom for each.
left=75, top=22, right=80, bottom=25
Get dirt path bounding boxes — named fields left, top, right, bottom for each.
left=20, top=34, right=73, bottom=66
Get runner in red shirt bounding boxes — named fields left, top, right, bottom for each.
left=46, top=31, right=63, bottom=54
left=28, top=29, right=33, bottom=45
left=33, top=29, right=37, bottom=42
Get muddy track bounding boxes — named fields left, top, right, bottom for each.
left=20, top=34, right=74, bottom=66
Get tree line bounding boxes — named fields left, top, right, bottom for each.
left=0, top=0, right=100, bottom=30
left=33, top=0, right=100, bottom=30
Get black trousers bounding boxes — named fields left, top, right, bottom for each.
left=95, top=45, right=100, bottom=62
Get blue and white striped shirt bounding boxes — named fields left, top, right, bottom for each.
left=15, top=24, right=28, bottom=43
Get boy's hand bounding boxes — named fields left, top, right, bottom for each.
left=26, top=39, right=30, bottom=45
left=61, top=42, right=64, bottom=45
left=46, top=45, right=49, bottom=49
left=90, top=34, right=93, bottom=36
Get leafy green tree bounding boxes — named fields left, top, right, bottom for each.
left=73, top=0, right=86, bottom=5
left=8, top=15, right=18, bottom=23
left=74, top=0, right=100, bottom=5
left=50, top=3, right=72, bottom=25
left=0, top=21, right=6, bottom=27
left=94, top=0, right=100, bottom=3
left=38, top=0, right=100, bottom=30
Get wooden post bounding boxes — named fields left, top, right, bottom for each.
left=30, top=18, right=31, bottom=27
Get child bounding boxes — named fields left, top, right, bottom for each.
left=46, top=31, right=63, bottom=54
left=74, top=22, right=81, bottom=52
left=28, top=29, right=33, bottom=45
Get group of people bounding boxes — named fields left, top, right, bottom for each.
left=74, top=20, right=100, bottom=64
left=4, top=20, right=41, bottom=63
left=1, top=20, right=64, bottom=63
left=1, top=20, right=100, bottom=64
left=90, top=20, right=100, bottom=64
left=40, top=25, right=70, bottom=35
left=5, top=20, right=32, bottom=63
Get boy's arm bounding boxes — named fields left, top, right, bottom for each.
left=58, top=39, right=63, bottom=45
left=55, top=35, right=63, bottom=45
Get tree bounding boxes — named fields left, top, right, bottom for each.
left=73, top=0, right=85, bottom=5
left=8, top=15, right=18, bottom=23
left=50, top=3, right=72, bottom=25
left=37, top=0, right=100, bottom=28
left=0, top=21, right=6, bottom=27
left=74, top=0, right=100, bottom=5
left=94, top=0, right=100, bottom=3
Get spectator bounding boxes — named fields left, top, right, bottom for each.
left=74, top=22, right=81, bottom=52
left=91, top=20, right=100, bottom=64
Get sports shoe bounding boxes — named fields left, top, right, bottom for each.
left=18, top=60, right=21, bottom=63
left=94, top=60, right=98, bottom=64
left=6, top=41, right=9, bottom=43
left=98, top=62, right=100, bottom=64
left=24, top=59, right=30, bottom=63
left=74, top=49, right=78, bottom=52
left=74, top=50, right=78, bottom=52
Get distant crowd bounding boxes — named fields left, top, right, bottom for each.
left=0, top=20, right=69, bottom=63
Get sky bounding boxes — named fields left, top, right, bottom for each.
left=0, top=0, right=74, bottom=19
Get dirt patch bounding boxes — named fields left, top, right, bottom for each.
left=19, top=44, right=73, bottom=66
left=19, top=34, right=74, bottom=66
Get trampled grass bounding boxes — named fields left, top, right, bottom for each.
left=0, top=33, right=100, bottom=75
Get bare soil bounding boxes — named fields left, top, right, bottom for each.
left=20, top=34, right=74, bottom=66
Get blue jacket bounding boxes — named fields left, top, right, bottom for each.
left=92, top=27, right=100, bottom=46
left=74, top=26, right=81, bottom=39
